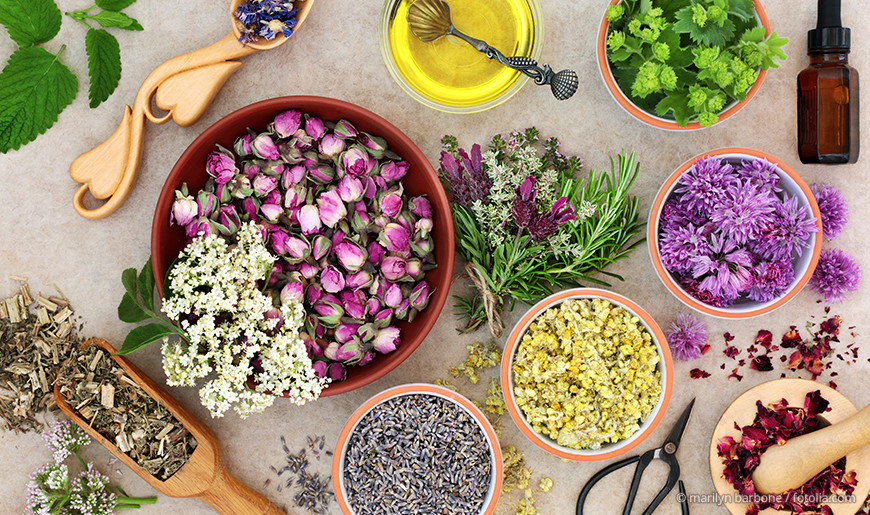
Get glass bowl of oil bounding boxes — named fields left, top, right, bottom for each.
left=380, top=0, right=543, bottom=114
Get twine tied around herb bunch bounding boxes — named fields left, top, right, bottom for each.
left=465, top=262, right=503, bottom=338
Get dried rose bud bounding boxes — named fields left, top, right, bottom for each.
left=321, top=265, right=346, bottom=293
left=363, top=176, right=377, bottom=200
left=408, top=196, right=432, bottom=218
left=367, top=242, right=386, bottom=266
left=379, top=192, right=403, bottom=218
left=358, top=323, right=377, bottom=343
left=305, top=116, right=326, bottom=140
left=217, top=205, right=241, bottom=235
left=283, top=184, right=305, bottom=209
left=307, top=164, right=335, bottom=185
left=394, top=299, right=411, bottom=320
left=280, top=280, right=304, bottom=305
left=345, top=298, right=366, bottom=320
left=318, top=134, right=345, bottom=157
left=373, top=308, right=392, bottom=329
left=335, top=240, right=367, bottom=272
left=347, top=270, right=373, bottom=290
left=409, top=281, right=431, bottom=311
left=358, top=132, right=387, bottom=159
left=411, top=238, right=433, bottom=258
left=382, top=282, right=402, bottom=308
left=253, top=174, right=278, bottom=196
left=284, top=236, right=310, bottom=262
left=312, top=360, right=328, bottom=378
left=283, top=164, right=307, bottom=188
left=372, top=327, right=401, bottom=354
left=311, top=234, right=332, bottom=261
left=381, top=160, right=409, bottom=182
left=263, top=189, right=282, bottom=206
left=317, top=190, right=347, bottom=228
left=187, top=217, right=216, bottom=238
left=252, top=133, right=280, bottom=160
left=297, top=204, right=322, bottom=235
left=381, top=256, right=408, bottom=282
left=325, top=341, right=358, bottom=362
left=337, top=175, right=365, bottom=202
left=229, top=175, right=253, bottom=199
left=306, top=283, right=324, bottom=304
left=206, top=150, right=237, bottom=184
left=351, top=201, right=372, bottom=233
left=299, top=261, right=319, bottom=279
left=341, top=146, right=376, bottom=178
left=234, top=134, right=253, bottom=157
left=301, top=332, right=323, bottom=358
left=271, top=110, right=302, bottom=138
left=335, top=323, right=361, bottom=344
left=333, top=119, right=358, bottom=140
left=378, top=223, right=411, bottom=254
left=270, top=229, right=292, bottom=255
left=243, top=163, right=259, bottom=180
left=365, top=297, right=381, bottom=315
left=414, top=217, right=433, bottom=237
left=327, top=362, right=346, bottom=380
left=241, top=197, right=259, bottom=221
left=314, top=300, right=344, bottom=328
left=405, top=259, right=423, bottom=280
left=170, top=193, right=198, bottom=227
left=259, top=203, right=283, bottom=223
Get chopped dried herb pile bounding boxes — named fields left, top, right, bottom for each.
left=56, top=343, right=197, bottom=480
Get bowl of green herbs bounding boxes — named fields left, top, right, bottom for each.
left=596, top=0, right=788, bottom=130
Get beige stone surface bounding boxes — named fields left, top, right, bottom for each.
left=0, top=0, right=868, bottom=514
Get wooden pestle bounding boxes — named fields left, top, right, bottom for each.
left=752, top=403, right=870, bottom=494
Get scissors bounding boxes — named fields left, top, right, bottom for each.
left=576, top=398, right=695, bottom=515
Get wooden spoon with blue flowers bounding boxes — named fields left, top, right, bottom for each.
left=70, top=0, right=314, bottom=220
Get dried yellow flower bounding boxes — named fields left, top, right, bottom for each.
left=538, top=477, right=553, bottom=492
left=512, top=298, right=662, bottom=450
left=448, top=340, right=501, bottom=384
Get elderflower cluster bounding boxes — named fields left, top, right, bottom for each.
left=161, top=222, right=328, bottom=418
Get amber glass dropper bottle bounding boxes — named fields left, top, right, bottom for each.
left=797, top=0, right=859, bottom=164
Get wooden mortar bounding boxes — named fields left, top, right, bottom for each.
left=54, top=338, right=285, bottom=515
left=709, top=378, right=870, bottom=515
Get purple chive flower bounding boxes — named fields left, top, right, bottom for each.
left=679, top=276, right=732, bottom=308
left=252, top=174, right=278, bottom=196
left=659, top=196, right=709, bottom=233
left=673, top=156, right=738, bottom=214
left=381, top=256, right=408, bottom=281
left=260, top=203, right=283, bottom=223
left=747, top=260, right=795, bottom=303
left=317, top=189, right=347, bottom=228
left=335, top=240, right=367, bottom=272
left=272, top=110, right=302, bottom=138
left=341, top=146, right=376, bottom=177
left=750, top=194, right=819, bottom=262
left=337, top=175, right=364, bottom=202
left=709, top=182, right=777, bottom=244
left=298, top=204, right=322, bottom=235
left=658, top=224, right=711, bottom=273
left=740, top=158, right=781, bottom=193
left=318, top=134, right=345, bottom=157
left=206, top=150, right=238, bottom=184
left=305, top=116, right=325, bottom=140
left=372, top=327, right=401, bottom=354
left=811, top=183, right=849, bottom=240
left=528, top=197, right=575, bottom=241
left=665, top=312, right=708, bottom=361
left=170, top=194, right=198, bottom=227
left=512, top=176, right=537, bottom=228
left=321, top=265, right=346, bottom=293
left=691, top=235, right=753, bottom=302
left=409, top=196, right=432, bottom=218
left=252, top=133, right=280, bottom=160
left=381, top=160, right=410, bottom=182
left=809, top=248, right=862, bottom=303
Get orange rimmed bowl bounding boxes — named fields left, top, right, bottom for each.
left=648, top=148, right=822, bottom=319
left=596, top=0, right=771, bottom=131
left=332, top=383, right=503, bottom=514
left=501, top=288, right=673, bottom=461
left=151, top=96, right=455, bottom=397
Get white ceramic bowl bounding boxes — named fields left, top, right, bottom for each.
left=501, top=288, right=673, bottom=461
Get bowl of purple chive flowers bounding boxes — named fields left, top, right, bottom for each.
left=648, top=148, right=822, bottom=319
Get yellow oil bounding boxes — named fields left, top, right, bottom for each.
left=386, top=0, right=538, bottom=110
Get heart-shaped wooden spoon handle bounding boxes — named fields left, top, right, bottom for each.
left=752, top=403, right=870, bottom=494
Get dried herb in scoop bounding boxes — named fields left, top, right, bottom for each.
left=56, top=343, right=197, bottom=480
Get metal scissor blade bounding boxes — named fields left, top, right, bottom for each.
left=662, top=398, right=695, bottom=452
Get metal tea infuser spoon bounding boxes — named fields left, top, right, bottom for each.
left=406, top=0, right=578, bottom=100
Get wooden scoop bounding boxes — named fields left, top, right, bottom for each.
left=753, top=403, right=870, bottom=494
left=69, top=0, right=315, bottom=220
left=54, top=338, right=285, bottom=515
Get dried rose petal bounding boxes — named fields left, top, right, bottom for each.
left=690, top=368, right=711, bottom=379
left=750, top=355, right=773, bottom=372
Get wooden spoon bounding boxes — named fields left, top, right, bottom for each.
left=753, top=403, right=870, bottom=494
left=54, top=338, right=285, bottom=515
left=69, top=0, right=315, bottom=220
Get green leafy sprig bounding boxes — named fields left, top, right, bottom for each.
left=0, top=0, right=142, bottom=153
left=116, top=258, right=188, bottom=355
left=605, top=0, right=787, bottom=127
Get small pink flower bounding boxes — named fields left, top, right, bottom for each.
left=272, top=110, right=302, bottom=138
left=206, top=150, right=237, bottom=184
left=298, top=205, right=322, bottom=234
left=317, top=189, right=347, bottom=228
left=252, top=133, right=280, bottom=160
left=372, top=327, right=401, bottom=354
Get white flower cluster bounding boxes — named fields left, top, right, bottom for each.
left=161, top=222, right=327, bottom=418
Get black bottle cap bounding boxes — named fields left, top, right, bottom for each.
left=809, top=0, right=850, bottom=52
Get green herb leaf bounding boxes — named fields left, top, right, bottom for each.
left=117, top=323, right=176, bottom=355
left=85, top=28, right=121, bottom=108
left=741, top=26, right=766, bottom=43
left=89, top=10, right=142, bottom=30
left=118, top=292, right=150, bottom=323
left=728, top=0, right=755, bottom=21
left=0, top=0, right=62, bottom=46
left=0, top=46, right=77, bottom=153
left=674, top=6, right=736, bottom=47
left=640, top=0, right=652, bottom=14
left=95, top=0, right=136, bottom=11
left=137, top=258, right=155, bottom=312
left=121, top=267, right=138, bottom=295
left=656, top=91, right=691, bottom=127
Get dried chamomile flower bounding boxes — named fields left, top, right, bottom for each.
left=448, top=340, right=501, bottom=383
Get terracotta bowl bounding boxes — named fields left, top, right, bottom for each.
left=501, top=288, right=673, bottom=461
left=152, top=96, right=455, bottom=397
left=596, top=0, right=771, bottom=131
left=332, top=383, right=503, bottom=514
left=648, top=148, right=822, bottom=319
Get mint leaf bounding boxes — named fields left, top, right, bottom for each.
left=656, top=91, right=691, bottom=127
left=85, top=28, right=121, bottom=108
left=117, top=323, right=176, bottom=355
left=95, top=0, right=136, bottom=11
left=89, top=10, right=142, bottom=30
left=0, top=46, right=77, bottom=153
left=0, top=0, right=62, bottom=46
left=118, top=292, right=150, bottom=323
left=121, top=267, right=138, bottom=295
left=137, top=258, right=155, bottom=312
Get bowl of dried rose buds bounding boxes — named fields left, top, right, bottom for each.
left=333, top=383, right=503, bottom=514
left=648, top=148, right=822, bottom=319
left=152, top=96, right=454, bottom=397
left=501, top=288, right=673, bottom=461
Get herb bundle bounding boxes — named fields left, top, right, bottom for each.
left=439, top=128, right=644, bottom=336
left=0, top=0, right=142, bottom=153
left=604, top=0, right=787, bottom=127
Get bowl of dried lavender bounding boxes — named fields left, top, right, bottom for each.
left=332, top=383, right=503, bottom=514
left=648, top=148, right=822, bottom=319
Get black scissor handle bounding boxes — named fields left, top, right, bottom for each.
left=576, top=455, right=641, bottom=515
left=577, top=450, right=684, bottom=515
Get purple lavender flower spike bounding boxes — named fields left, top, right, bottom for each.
left=811, top=183, right=849, bottom=240
left=512, top=175, right=537, bottom=228
left=528, top=197, right=575, bottom=241
left=809, top=248, right=861, bottom=303
left=666, top=312, right=708, bottom=361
